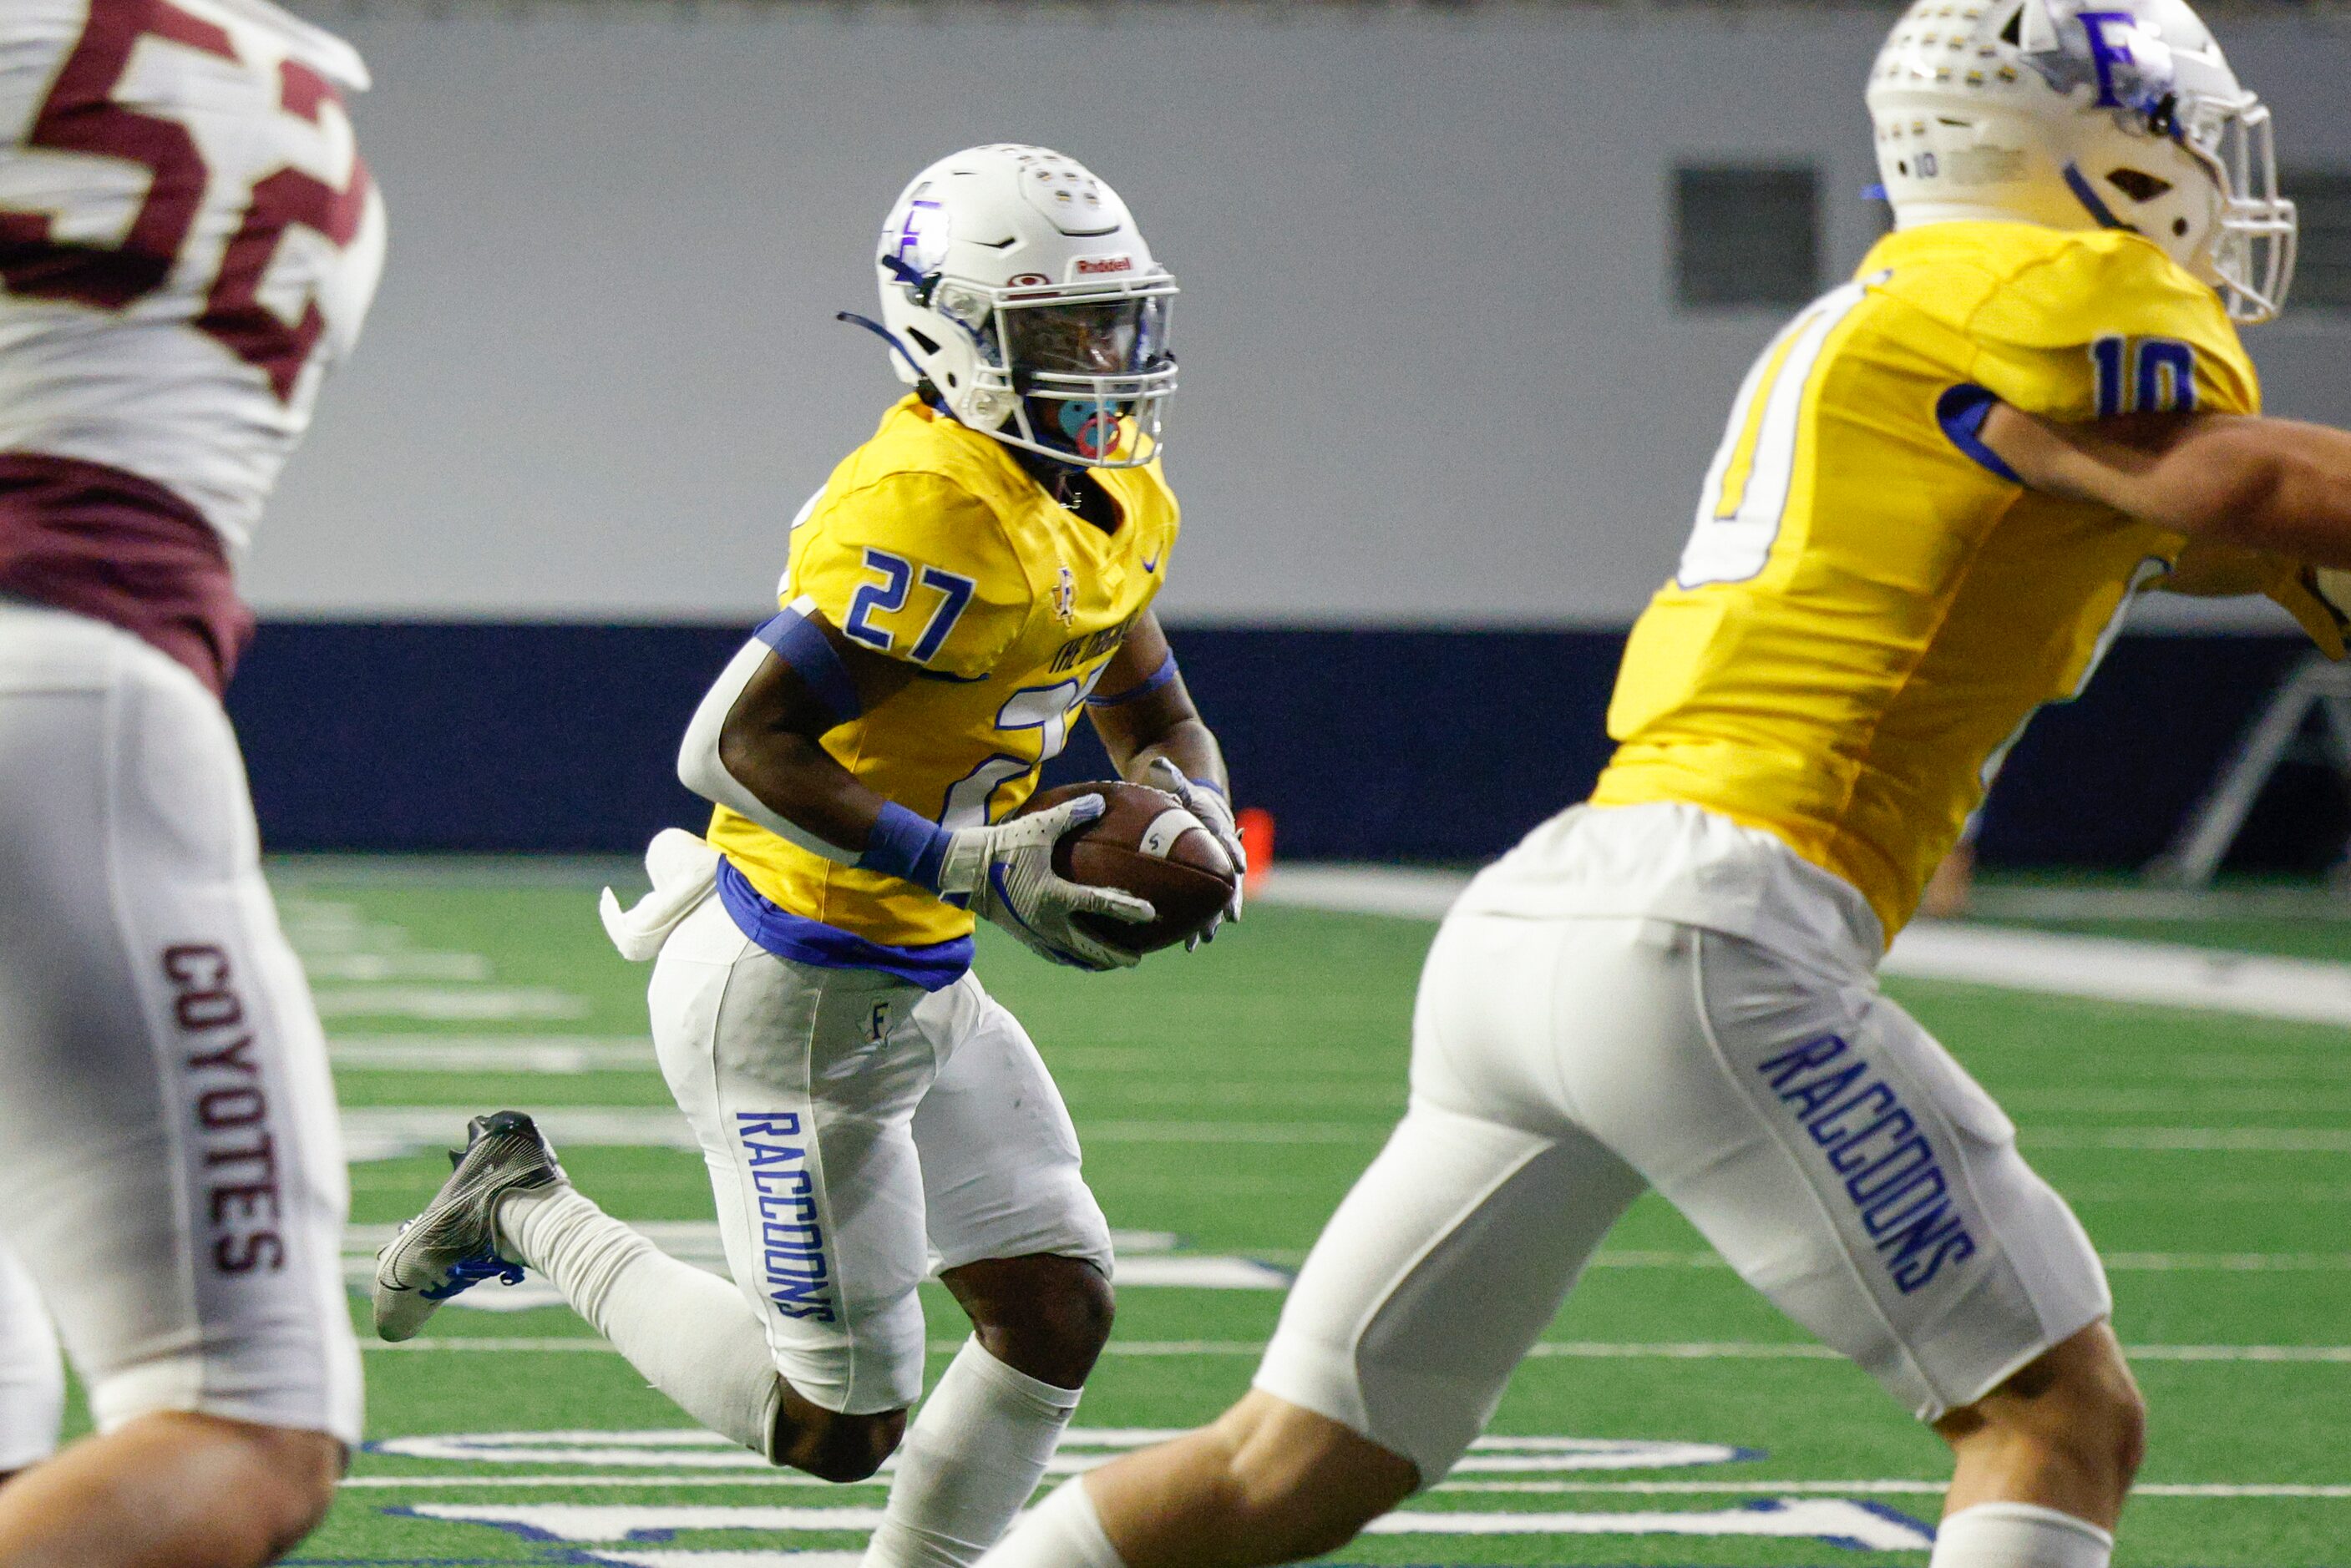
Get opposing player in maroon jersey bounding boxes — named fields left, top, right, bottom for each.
left=0, top=1, right=384, bottom=1562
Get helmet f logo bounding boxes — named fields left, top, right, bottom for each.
left=893, top=197, right=947, bottom=271
left=2076, top=10, right=2141, bottom=109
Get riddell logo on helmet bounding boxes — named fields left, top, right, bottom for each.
left=1074, top=255, right=1133, bottom=276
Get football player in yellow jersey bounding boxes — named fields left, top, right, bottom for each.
left=370, top=146, right=1244, bottom=1567
left=977, top=7, right=2351, bottom=1568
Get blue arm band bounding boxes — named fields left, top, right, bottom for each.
left=857, top=802, right=954, bottom=891
left=1935, top=384, right=2023, bottom=485
left=1087, top=651, right=1178, bottom=708
left=754, top=608, right=863, bottom=730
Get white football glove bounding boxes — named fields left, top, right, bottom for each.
left=939, top=794, right=1155, bottom=972
left=1145, top=758, right=1246, bottom=949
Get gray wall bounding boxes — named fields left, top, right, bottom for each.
left=260, top=2, right=2351, bottom=630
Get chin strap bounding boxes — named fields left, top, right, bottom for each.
left=835, top=311, right=925, bottom=378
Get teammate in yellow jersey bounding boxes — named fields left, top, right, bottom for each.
left=976, top=6, right=2351, bottom=1568
left=372, top=145, right=1244, bottom=1568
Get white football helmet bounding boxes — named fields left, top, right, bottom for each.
left=859, top=144, right=1176, bottom=469
left=1867, top=0, right=2296, bottom=321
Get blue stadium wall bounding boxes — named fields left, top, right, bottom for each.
left=226, top=624, right=2348, bottom=874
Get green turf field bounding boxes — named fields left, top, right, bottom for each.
left=226, top=861, right=2351, bottom=1566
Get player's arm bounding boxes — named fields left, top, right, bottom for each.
left=678, top=600, right=1153, bottom=970
left=1087, top=612, right=1229, bottom=795
left=1980, top=407, right=2351, bottom=653
left=1086, top=612, right=1247, bottom=938
left=1980, top=407, right=2351, bottom=568
left=676, top=601, right=945, bottom=874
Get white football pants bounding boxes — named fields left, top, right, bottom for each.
left=649, top=893, right=1113, bottom=1415
left=0, top=1240, right=63, bottom=1469
left=1254, top=907, right=2108, bottom=1484
left=0, top=602, right=360, bottom=1444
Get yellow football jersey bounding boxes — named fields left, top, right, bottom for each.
left=708, top=395, right=1178, bottom=952
left=1593, top=222, right=2259, bottom=943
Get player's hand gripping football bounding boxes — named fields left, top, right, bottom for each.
left=940, top=794, right=1156, bottom=971
left=1145, top=757, right=1246, bottom=948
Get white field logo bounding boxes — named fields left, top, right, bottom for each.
left=372, top=1428, right=1938, bottom=1562
left=372, top=1425, right=1750, bottom=1475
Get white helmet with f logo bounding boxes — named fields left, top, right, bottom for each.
left=1867, top=0, right=2296, bottom=321
left=863, top=144, right=1177, bottom=468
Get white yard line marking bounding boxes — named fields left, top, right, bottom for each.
left=313, top=987, right=589, bottom=1022
left=1591, top=1248, right=2351, bottom=1272
left=1259, top=864, right=2351, bottom=1024
left=1112, top=1257, right=1290, bottom=1289
left=2103, top=1252, right=2351, bottom=1271
left=354, top=1337, right=2351, bottom=1365
left=398, top=1499, right=1934, bottom=1550
left=1439, top=1479, right=2351, bottom=1498
left=2031, top=1127, right=2351, bottom=1152
left=332, top=1036, right=656, bottom=1074
left=342, top=1222, right=1264, bottom=1300
left=1884, top=924, right=2351, bottom=1026
left=303, top=952, right=494, bottom=982
left=345, top=1221, right=1178, bottom=1257
left=1256, top=864, right=1468, bottom=919
left=341, top=1103, right=2351, bottom=1163
left=342, top=1474, right=2351, bottom=1499
left=362, top=1338, right=615, bottom=1352
left=1104, top=1339, right=2351, bottom=1365
left=1965, top=886, right=2351, bottom=923
left=342, top=1106, right=695, bottom=1161
left=2129, top=1344, right=2351, bottom=1363
left=594, top=1553, right=863, bottom=1568
left=281, top=903, right=593, bottom=1022
left=2066, top=1181, right=2351, bottom=1202
left=341, top=1107, right=1379, bottom=1162
left=369, top=1430, right=1735, bottom=1479
left=273, top=854, right=638, bottom=890
left=1072, top=1120, right=1380, bottom=1144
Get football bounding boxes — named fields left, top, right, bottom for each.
left=1017, top=780, right=1238, bottom=953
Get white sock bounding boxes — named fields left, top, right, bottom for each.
left=968, top=1475, right=1126, bottom=1568
left=863, top=1337, right=1085, bottom=1568
left=499, top=1186, right=782, bottom=1454
left=1930, top=1502, right=2114, bottom=1568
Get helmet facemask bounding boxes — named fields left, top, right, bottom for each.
left=2173, top=91, right=2295, bottom=322
left=932, top=280, right=1178, bottom=468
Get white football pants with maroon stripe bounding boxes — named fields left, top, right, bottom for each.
left=0, top=600, right=359, bottom=1444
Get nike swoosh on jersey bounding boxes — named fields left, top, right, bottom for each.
left=1141, top=551, right=1162, bottom=573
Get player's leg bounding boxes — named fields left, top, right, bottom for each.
left=0, top=1243, right=63, bottom=1484
left=0, top=606, right=357, bottom=1565
left=860, top=979, right=1115, bottom=1567
left=370, top=885, right=818, bottom=1466
left=494, top=901, right=939, bottom=1476
left=0, top=1413, right=342, bottom=1567
left=982, top=913, right=1652, bottom=1568
left=1931, top=1320, right=2143, bottom=1558
left=1603, top=922, right=2130, bottom=1564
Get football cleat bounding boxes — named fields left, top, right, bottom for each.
left=371, top=1110, right=565, bottom=1342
